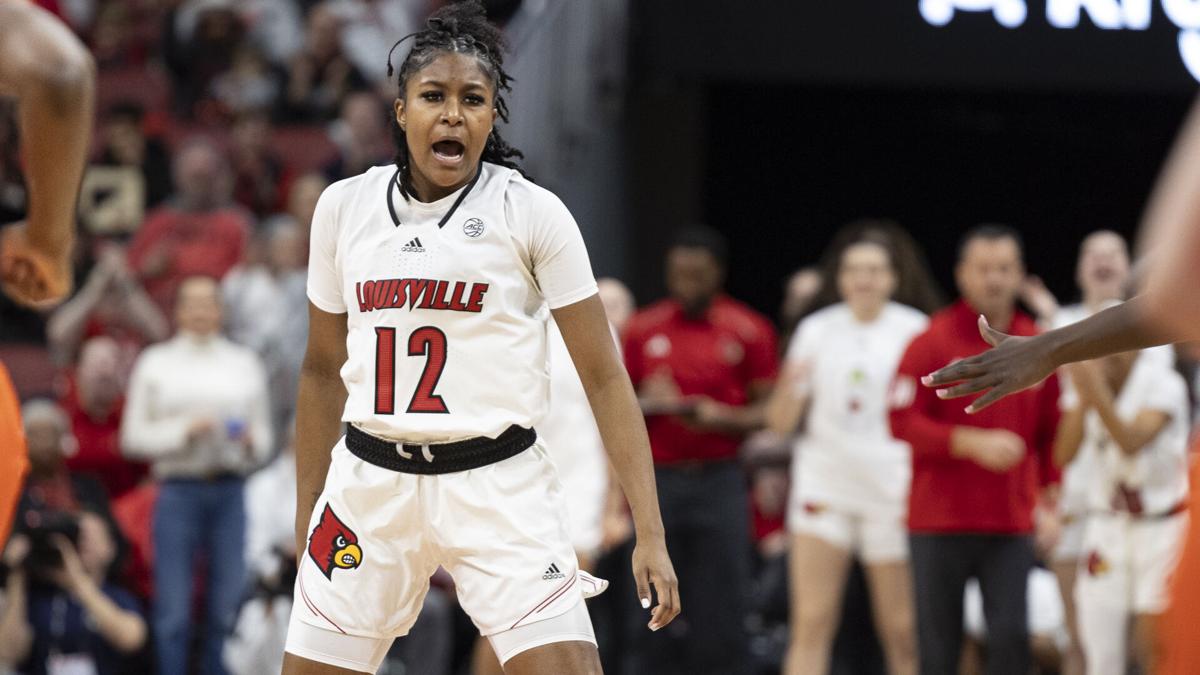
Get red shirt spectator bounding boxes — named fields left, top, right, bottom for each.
left=126, top=140, right=249, bottom=314
left=891, top=302, right=1061, bottom=534
left=625, top=295, right=778, bottom=464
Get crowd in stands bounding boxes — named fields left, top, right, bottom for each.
left=2, top=2, right=1199, bottom=675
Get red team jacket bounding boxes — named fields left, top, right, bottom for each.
left=889, top=300, right=1061, bottom=534
left=624, top=295, right=778, bottom=465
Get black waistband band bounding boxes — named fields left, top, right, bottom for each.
left=344, top=424, right=536, bottom=475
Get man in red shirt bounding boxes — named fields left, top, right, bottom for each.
left=889, top=225, right=1060, bottom=675
left=126, top=139, right=248, bottom=315
left=624, top=227, right=778, bottom=675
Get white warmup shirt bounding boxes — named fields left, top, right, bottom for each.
left=1053, top=305, right=1174, bottom=524
left=120, top=334, right=274, bottom=478
left=540, top=318, right=613, bottom=556
left=1081, top=354, right=1190, bottom=517
left=786, top=302, right=928, bottom=516
left=307, top=162, right=599, bottom=443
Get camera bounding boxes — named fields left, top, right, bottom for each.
left=16, top=508, right=80, bottom=573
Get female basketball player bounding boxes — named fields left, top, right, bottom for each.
left=766, top=221, right=941, bottom=675
left=282, top=4, right=678, bottom=674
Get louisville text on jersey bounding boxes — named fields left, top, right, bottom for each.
left=355, top=278, right=490, bottom=314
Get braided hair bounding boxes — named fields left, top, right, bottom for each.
left=388, top=1, right=525, bottom=199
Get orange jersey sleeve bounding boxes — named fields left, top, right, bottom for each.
left=0, top=360, right=27, bottom=542
left=1163, top=455, right=1200, bottom=675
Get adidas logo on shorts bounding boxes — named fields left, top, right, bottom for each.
left=401, top=237, right=425, bottom=253
left=542, top=563, right=566, bottom=580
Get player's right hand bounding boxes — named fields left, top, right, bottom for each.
left=632, top=535, right=681, bottom=631
left=924, top=315, right=1057, bottom=413
left=967, top=428, right=1026, bottom=473
left=0, top=222, right=73, bottom=309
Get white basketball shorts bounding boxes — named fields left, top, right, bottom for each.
left=787, top=497, right=908, bottom=563
left=284, top=435, right=601, bottom=671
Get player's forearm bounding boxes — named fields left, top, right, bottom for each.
left=5, top=9, right=95, bottom=252
left=1044, top=298, right=1172, bottom=368
left=1052, top=409, right=1086, bottom=468
left=588, top=371, right=665, bottom=540
left=293, top=368, right=347, bottom=554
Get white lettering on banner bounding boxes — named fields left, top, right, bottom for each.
left=919, top=0, right=1029, bottom=27
left=919, top=0, right=1200, bottom=81
left=1047, top=0, right=1151, bottom=29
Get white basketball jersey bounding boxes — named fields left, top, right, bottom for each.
left=307, top=162, right=599, bottom=442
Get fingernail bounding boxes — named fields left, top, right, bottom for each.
left=936, top=389, right=947, bottom=399
left=921, top=375, right=933, bottom=386
left=965, top=406, right=975, bottom=414
left=649, top=623, right=660, bottom=631
left=641, top=598, right=650, bottom=609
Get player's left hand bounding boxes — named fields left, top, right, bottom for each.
left=0, top=222, right=73, bottom=309
left=631, top=535, right=680, bottom=631
left=923, top=315, right=1057, bottom=413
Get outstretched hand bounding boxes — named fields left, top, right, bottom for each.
left=922, top=315, right=1058, bottom=413
left=631, top=535, right=680, bottom=632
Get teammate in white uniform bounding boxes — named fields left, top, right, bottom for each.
left=281, top=5, right=678, bottom=673
left=766, top=224, right=939, bottom=675
left=1054, top=349, right=1189, bottom=675
left=1042, top=231, right=1172, bottom=675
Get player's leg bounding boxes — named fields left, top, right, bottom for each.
left=502, top=639, right=602, bottom=675
left=281, top=652, right=369, bottom=675
left=908, top=533, right=976, bottom=675
left=1133, top=613, right=1161, bottom=673
left=1051, top=558, right=1084, bottom=675
left=861, top=515, right=917, bottom=675
left=1131, top=513, right=1188, bottom=673
left=1074, top=515, right=1130, bottom=675
left=974, top=534, right=1034, bottom=675
left=783, top=508, right=853, bottom=675
left=152, top=480, right=204, bottom=675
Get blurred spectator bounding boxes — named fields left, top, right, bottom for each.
left=126, top=139, right=249, bottom=315
left=623, top=227, right=778, bottom=675
left=229, top=110, right=290, bottom=218
left=1056, top=349, right=1189, bottom=674
left=260, top=172, right=328, bottom=258
left=0, top=102, right=25, bottom=226
left=211, top=45, right=284, bottom=120
left=767, top=222, right=940, bottom=675
left=330, top=0, right=419, bottom=83
left=164, top=0, right=245, bottom=119
left=60, top=337, right=147, bottom=501
left=95, top=101, right=172, bottom=210
left=222, top=220, right=308, bottom=439
left=224, top=431, right=297, bottom=675
left=120, top=276, right=272, bottom=675
left=15, top=400, right=110, bottom=521
left=322, top=90, right=391, bottom=182
left=890, top=225, right=1062, bottom=675
left=232, top=0, right=305, bottom=66
left=282, top=2, right=368, bottom=123
left=0, top=512, right=148, bottom=675
left=598, top=276, right=635, bottom=336
left=46, top=245, right=168, bottom=371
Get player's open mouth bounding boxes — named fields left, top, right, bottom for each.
left=432, top=140, right=466, bottom=167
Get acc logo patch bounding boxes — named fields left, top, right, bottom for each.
left=307, top=504, right=363, bottom=579
left=463, top=218, right=485, bottom=238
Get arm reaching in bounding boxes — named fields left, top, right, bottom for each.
left=0, top=1, right=95, bottom=307
left=553, top=294, right=680, bottom=632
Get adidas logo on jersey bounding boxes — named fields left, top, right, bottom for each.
left=401, top=237, right=425, bottom=253
left=542, top=563, right=566, bottom=581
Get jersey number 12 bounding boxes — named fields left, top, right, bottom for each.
left=374, top=326, right=449, bottom=414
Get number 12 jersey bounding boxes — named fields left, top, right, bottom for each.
left=307, top=162, right=599, bottom=443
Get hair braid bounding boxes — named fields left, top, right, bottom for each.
left=388, top=0, right=527, bottom=199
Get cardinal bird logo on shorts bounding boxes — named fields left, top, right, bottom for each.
left=307, top=504, right=363, bottom=579
left=1086, top=550, right=1109, bottom=577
